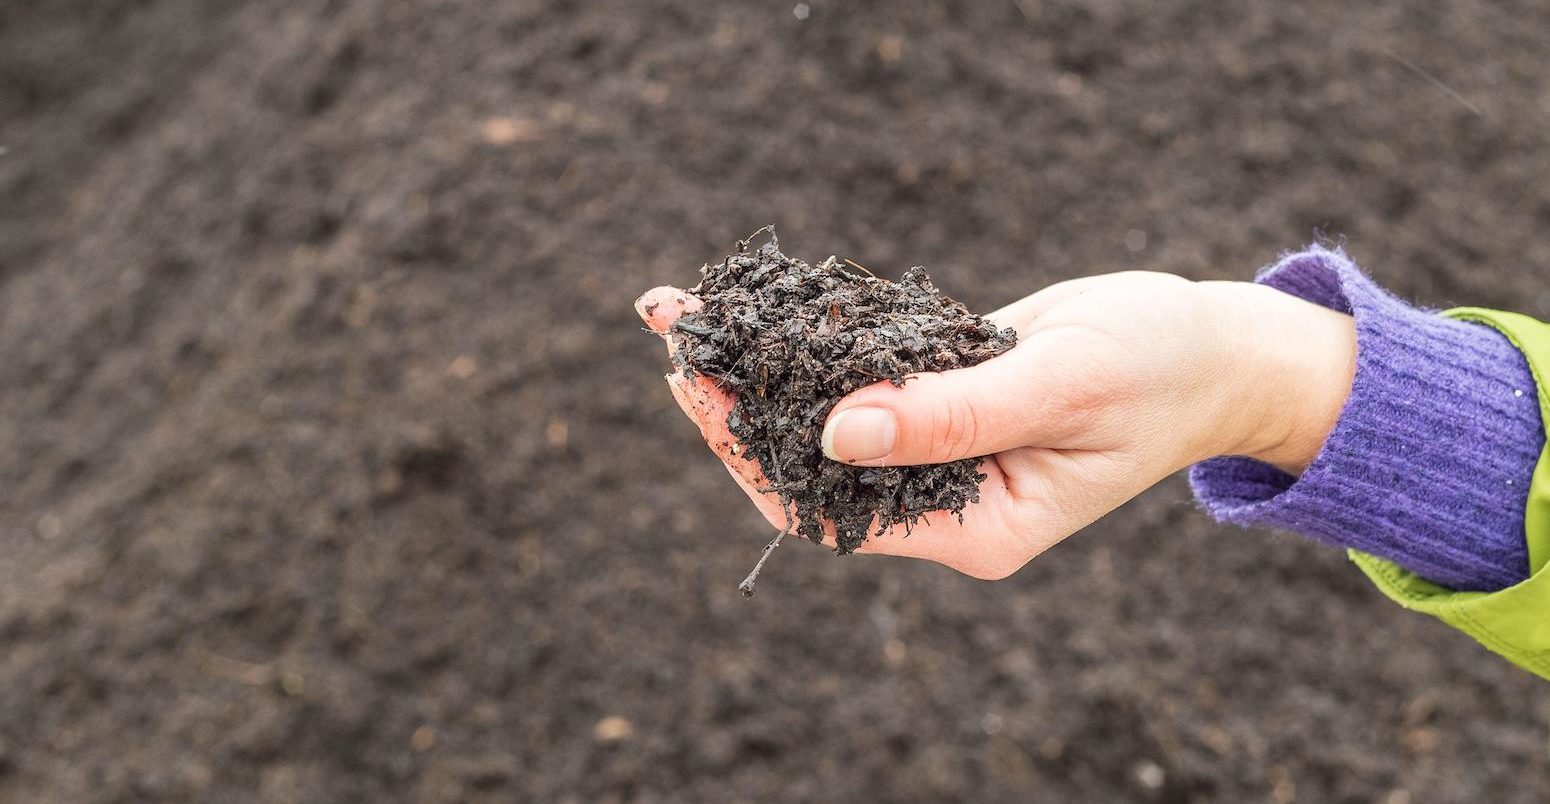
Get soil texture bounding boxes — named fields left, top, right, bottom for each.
left=671, top=230, right=1015, bottom=570
left=2, top=1, right=1549, bottom=802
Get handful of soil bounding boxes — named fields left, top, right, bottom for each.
left=670, top=228, right=1018, bottom=594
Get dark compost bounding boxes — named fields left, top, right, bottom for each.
left=669, top=230, right=1017, bottom=591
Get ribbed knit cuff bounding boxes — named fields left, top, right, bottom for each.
left=1189, top=246, right=1545, bottom=592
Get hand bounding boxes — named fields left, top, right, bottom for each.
left=636, top=272, right=1356, bottom=580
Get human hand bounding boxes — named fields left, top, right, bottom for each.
left=636, top=272, right=1355, bottom=580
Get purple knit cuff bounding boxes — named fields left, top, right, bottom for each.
left=1189, top=246, right=1545, bottom=592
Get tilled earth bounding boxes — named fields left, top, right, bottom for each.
left=1, top=1, right=1548, bottom=801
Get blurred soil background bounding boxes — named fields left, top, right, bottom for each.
left=2, top=1, right=1549, bottom=801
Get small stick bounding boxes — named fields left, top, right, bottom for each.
left=739, top=462, right=793, bottom=597
left=737, top=523, right=792, bottom=598
left=842, top=257, right=876, bottom=278
left=737, top=225, right=778, bottom=254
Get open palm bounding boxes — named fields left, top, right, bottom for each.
left=638, top=271, right=1347, bottom=580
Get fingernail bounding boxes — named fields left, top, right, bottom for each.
left=822, top=407, right=896, bottom=462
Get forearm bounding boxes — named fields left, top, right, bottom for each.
left=1192, top=246, right=1545, bottom=592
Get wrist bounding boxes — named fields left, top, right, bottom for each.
left=1199, top=281, right=1357, bottom=474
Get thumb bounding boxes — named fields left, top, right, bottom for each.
left=820, top=349, right=1044, bottom=466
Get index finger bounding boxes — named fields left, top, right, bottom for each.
left=634, top=286, right=702, bottom=336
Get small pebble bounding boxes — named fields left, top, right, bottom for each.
left=447, top=355, right=478, bottom=379
left=480, top=116, right=539, bottom=145
left=1134, top=760, right=1165, bottom=790
left=594, top=716, right=635, bottom=742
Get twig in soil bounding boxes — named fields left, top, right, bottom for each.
left=738, top=518, right=793, bottom=598
left=739, top=463, right=791, bottom=597
left=736, top=224, right=777, bottom=254
left=842, top=257, right=876, bottom=278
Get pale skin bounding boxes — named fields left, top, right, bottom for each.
left=635, top=271, right=1358, bottom=581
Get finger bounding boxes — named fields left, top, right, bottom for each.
left=985, top=271, right=1170, bottom=331
left=664, top=369, right=763, bottom=490
left=641, top=284, right=771, bottom=500
left=635, top=286, right=703, bottom=336
left=819, top=342, right=1060, bottom=466
left=640, top=285, right=769, bottom=506
left=983, top=276, right=1110, bottom=331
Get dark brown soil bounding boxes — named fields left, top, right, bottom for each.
left=671, top=230, right=1015, bottom=572
left=2, top=1, right=1548, bottom=802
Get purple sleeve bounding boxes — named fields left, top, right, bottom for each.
left=1189, top=246, right=1546, bottom=592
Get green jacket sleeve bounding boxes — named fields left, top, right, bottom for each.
left=1349, top=307, right=1550, bottom=681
